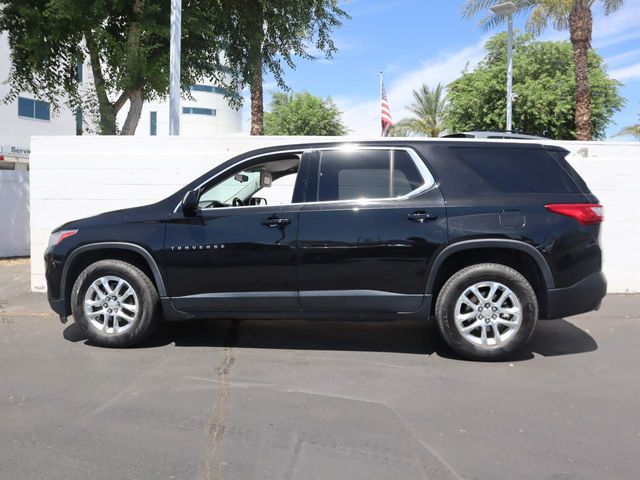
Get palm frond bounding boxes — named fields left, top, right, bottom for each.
left=464, top=0, right=539, bottom=31
left=392, top=83, right=449, bottom=137
left=601, top=0, right=625, bottom=15
left=615, top=124, right=640, bottom=139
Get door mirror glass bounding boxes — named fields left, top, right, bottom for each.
left=181, top=189, right=200, bottom=215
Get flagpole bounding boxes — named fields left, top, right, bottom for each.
left=379, top=71, right=383, bottom=137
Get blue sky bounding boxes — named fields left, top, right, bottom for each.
left=243, top=0, right=640, bottom=140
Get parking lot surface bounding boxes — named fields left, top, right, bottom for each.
left=1, top=258, right=639, bottom=480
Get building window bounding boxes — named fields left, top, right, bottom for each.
left=76, top=63, right=83, bottom=82
left=183, top=107, right=216, bottom=116
left=191, top=84, right=229, bottom=95
left=150, top=111, right=157, bottom=135
left=18, top=97, right=50, bottom=121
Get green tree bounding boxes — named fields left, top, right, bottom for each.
left=444, top=33, right=623, bottom=139
left=211, top=1, right=348, bottom=135
left=0, top=0, right=348, bottom=136
left=264, top=91, right=348, bottom=136
left=0, top=0, right=229, bottom=135
left=463, top=0, right=625, bottom=140
left=390, top=84, right=448, bottom=137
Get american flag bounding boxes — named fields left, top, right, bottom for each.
left=380, top=72, right=393, bottom=136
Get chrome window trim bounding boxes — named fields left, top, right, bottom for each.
left=173, top=145, right=437, bottom=214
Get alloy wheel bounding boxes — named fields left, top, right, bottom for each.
left=83, top=275, right=139, bottom=334
left=453, top=281, right=522, bottom=347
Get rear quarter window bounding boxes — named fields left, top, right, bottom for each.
left=450, top=147, right=581, bottom=194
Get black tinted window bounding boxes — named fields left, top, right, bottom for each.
left=451, top=147, right=580, bottom=194
left=318, top=149, right=424, bottom=202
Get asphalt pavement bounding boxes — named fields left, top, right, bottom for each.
left=1, top=258, right=639, bottom=480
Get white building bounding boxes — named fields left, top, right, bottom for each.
left=0, top=33, right=77, bottom=167
left=0, top=31, right=242, bottom=258
left=0, top=32, right=242, bottom=166
left=118, top=81, right=242, bottom=137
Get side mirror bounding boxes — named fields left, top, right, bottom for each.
left=181, top=189, right=200, bottom=216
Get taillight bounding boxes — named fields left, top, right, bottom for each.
left=545, top=204, right=604, bottom=225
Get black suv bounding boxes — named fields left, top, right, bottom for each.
left=44, top=140, right=606, bottom=360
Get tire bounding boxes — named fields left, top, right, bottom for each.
left=70, top=259, right=160, bottom=347
left=435, top=263, right=538, bottom=361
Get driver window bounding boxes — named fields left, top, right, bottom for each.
left=198, top=156, right=300, bottom=209
left=258, top=173, right=298, bottom=206
left=199, top=170, right=261, bottom=207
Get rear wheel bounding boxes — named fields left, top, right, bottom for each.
left=435, top=263, right=538, bottom=361
left=70, top=259, right=160, bottom=347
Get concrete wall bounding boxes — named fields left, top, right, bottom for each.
left=561, top=142, right=640, bottom=294
left=0, top=169, right=30, bottom=257
left=29, top=136, right=640, bottom=294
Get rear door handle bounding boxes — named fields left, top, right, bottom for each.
left=407, top=211, right=438, bottom=223
left=261, top=217, right=291, bottom=227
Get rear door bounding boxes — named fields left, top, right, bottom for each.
left=296, top=147, right=447, bottom=313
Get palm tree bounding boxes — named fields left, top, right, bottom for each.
left=463, top=0, right=625, bottom=141
left=391, top=84, right=448, bottom=137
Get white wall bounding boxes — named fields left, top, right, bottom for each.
left=0, top=169, right=30, bottom=257
left=561, top=142, right=640, bottom=293
left=29, top=136, right=640, bottom=294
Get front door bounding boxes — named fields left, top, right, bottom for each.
left=164, top=153, right=302, bottom=313
left=296, top=147, right=447, bottom=313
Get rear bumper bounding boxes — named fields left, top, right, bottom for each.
left=544, top=271, right=607, bottom=319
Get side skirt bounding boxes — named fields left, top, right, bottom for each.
left=160, top=295, right=432, bottom=322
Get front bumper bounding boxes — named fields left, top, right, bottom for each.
left=544, top=271, right=607, bottom=319
left=48, top=297, right=69, bottom=319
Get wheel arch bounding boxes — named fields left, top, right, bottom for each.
left=426, top=239, right=555, bottom=317
left=60, top=243, right=167, bottom=313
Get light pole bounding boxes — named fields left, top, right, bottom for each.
left=169, top=0, right=181, bottom=135
left=490, top=2, right=517, bottom=132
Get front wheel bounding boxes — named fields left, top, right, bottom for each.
left=70, top=259, right=160, bottom=347
left=435, top=263, right=538, bottom=361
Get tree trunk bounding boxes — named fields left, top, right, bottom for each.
left=119, top=0, right=145, bottom=135
left=569, top=3, right=592, bottom=141
left=250, top=62, right=264, bottom=136
left=121, top=87, right=144, bottom=135
left=85, top=30, right=118, bottom=135
left=248, top=1, right=264, bottom=136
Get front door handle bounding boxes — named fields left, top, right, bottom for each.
left=261, top=217, right=291, bottom=227
left=407, top=211, right=438, bottom=223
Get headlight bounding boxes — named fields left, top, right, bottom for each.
left=48, top=229, right=78, bottom=248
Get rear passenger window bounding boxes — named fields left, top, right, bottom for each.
left=318, top=149, right=427, bottom=202
left=451, top=147, right=580, bottom=194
